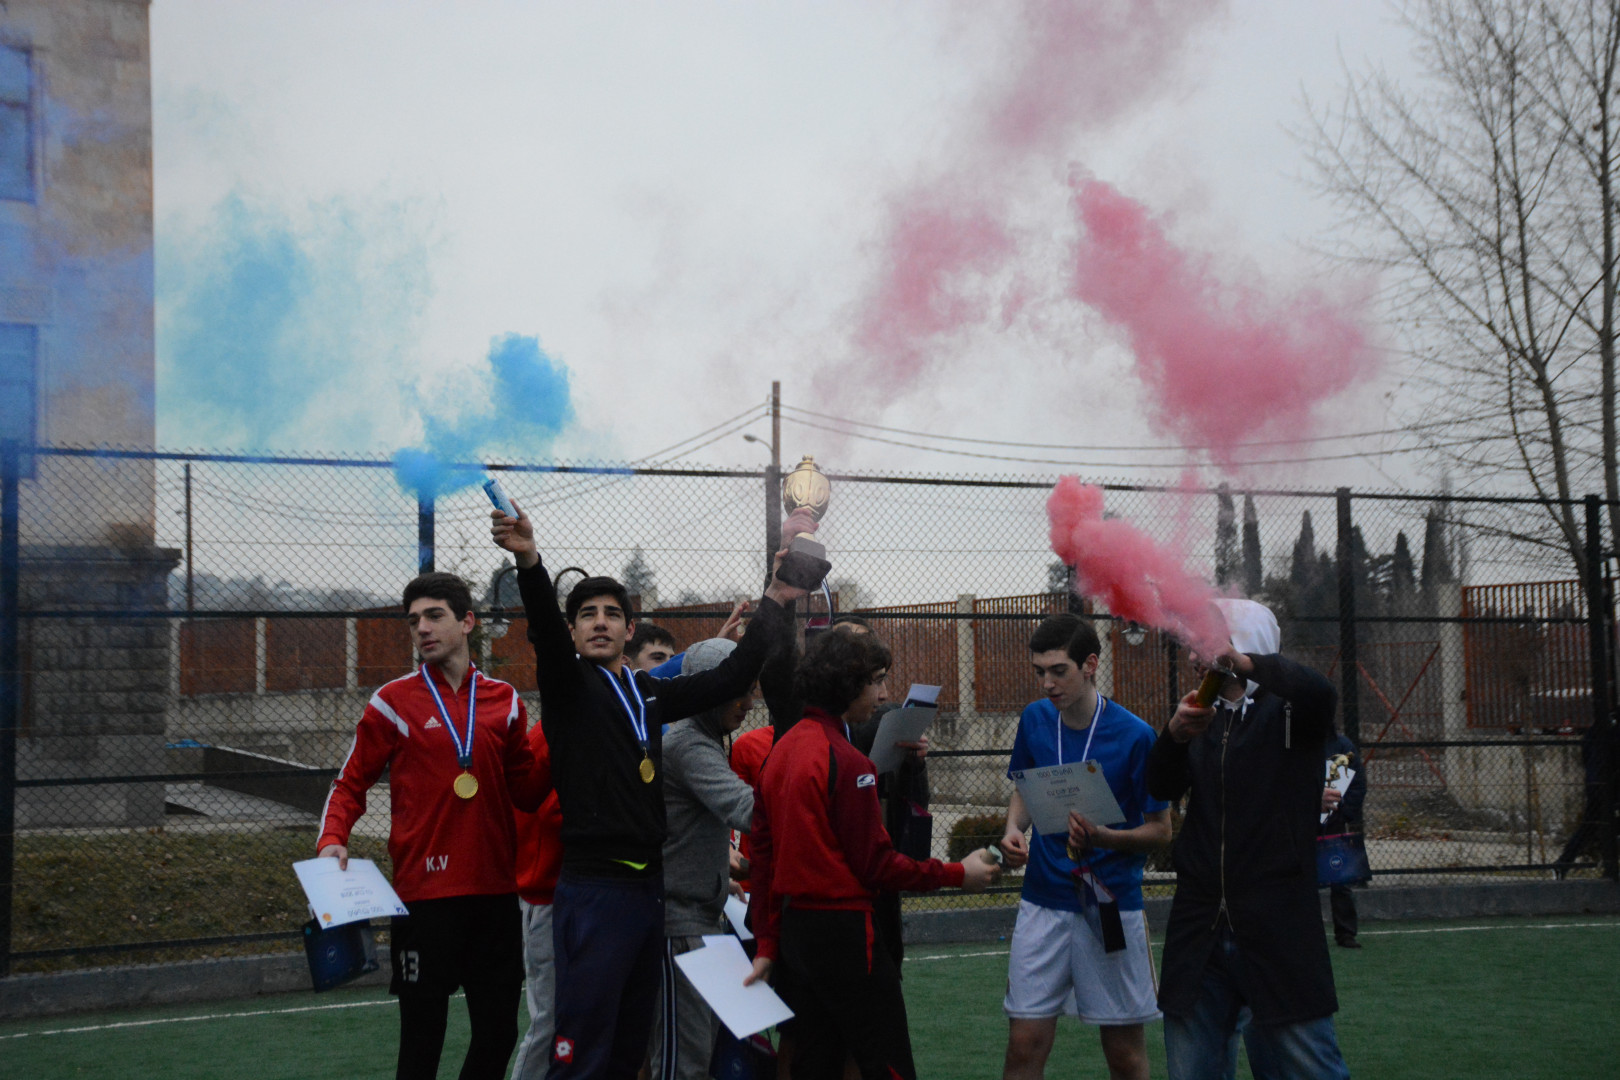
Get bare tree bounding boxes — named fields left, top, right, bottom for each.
left=1301, top=0, right=1619, bottom=580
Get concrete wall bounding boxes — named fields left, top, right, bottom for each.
left=0, top=0, right=156, bottom=462
left=17, top=542, right=178, bottom=827
left=0, top=4, right=168, bottom=828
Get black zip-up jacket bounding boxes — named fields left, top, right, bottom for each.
left=1145, top=652, right=1340, bottom=1025
left=517, top=560, right=788, bottom=877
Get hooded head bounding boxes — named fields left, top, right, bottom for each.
left=680, top=638, right=756, bottom=736
left=1212, top=598, right=1279, bottom=698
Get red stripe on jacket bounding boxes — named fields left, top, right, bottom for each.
left=317, top=664, right=549, bottom=902
left=514, top=720, right=564, bottom=905
left=747, top=707, right=964, bottom=961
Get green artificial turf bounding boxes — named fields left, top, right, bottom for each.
left=1, top=915, right=1614, bottom=1079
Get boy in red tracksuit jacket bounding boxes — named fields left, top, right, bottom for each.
left=746, top=630, right=999, bottom=1080
left=511, top=721, right=565, bottom=1080
left=318, top=573, right=549, bottom=1080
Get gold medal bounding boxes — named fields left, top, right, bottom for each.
left=454, top=771, right=479, bottom=799
left=639, top=756, right=656, bottom=784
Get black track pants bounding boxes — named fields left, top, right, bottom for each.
left=396, top=981, right=521, bottom=1080
left=777, top=907, right=914, bottom=1080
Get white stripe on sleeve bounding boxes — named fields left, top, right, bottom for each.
left=368, top=692, right=410, bottom=737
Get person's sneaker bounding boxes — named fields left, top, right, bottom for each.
left=1336, top=937, right=1362, bottom=949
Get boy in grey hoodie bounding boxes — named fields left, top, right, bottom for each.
left=649, top=637, right=760, bottom=1080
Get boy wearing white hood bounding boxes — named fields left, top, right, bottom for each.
left=1147, top=599, right=1352, bottom=1080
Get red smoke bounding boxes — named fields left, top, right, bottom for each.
left=978, top=0, right=1224, bottom=157
left=1047, top=476, right=1230, bottom=657
left=849, top=194, right=1013, bottom=391
left=819, top=1, right=1226, bottom=404
left=1069, top=177, right=1375, bottom=470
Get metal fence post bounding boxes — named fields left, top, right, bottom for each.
left=1165, top=636, right=1180, bottom=712
left=418, top=495, right=435, bottom=575
left=1585, top=496, right=1617, bottom=879
left=0, top=440, right=19, bottom=977
left=764, top=464, right=781, bottom=584
left=1336, top=487, right=1360, bottom=743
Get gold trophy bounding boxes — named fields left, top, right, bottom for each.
left=776, top=455, right=833, bottom=590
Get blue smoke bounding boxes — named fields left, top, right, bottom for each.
left=158, top=196, right=313, bottom=448
left=157, top=193, right=433, bottom=451
left=391, top=333, right=575, bottom=500
left=157, top=194, right=575, bottom=491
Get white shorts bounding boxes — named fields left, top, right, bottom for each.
left=1003, top=899, right=1161, bottom=1026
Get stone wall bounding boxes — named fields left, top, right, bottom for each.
left=16, top=541, right=178, bottom=827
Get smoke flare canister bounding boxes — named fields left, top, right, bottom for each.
left=1193, top=667, right=1231, bottom=708
left=483, top=477, right=516, bottom=519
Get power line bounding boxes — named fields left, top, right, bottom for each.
left=632, top=401, right=769, bottom=462
left=780, top=414, right=1511, bottom=468
left=777, top=397, right=1600, bottom=453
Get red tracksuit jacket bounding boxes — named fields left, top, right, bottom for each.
left=748, top=708, right=965, bottom=961
left=317, top=663, right=549, bottom=902
left=514, top=720, right=564, bottom=905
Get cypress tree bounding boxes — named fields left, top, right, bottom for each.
left=1241, top=495, right=1263, bottom=597
left=1290, top=510, right=1317, bottom=591
left=1214, top=484, right=1238, bottom=587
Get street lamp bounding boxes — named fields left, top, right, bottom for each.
left=1122, top=622, right=1148, bottom=647
left=485, top=564, right=519, bottom=639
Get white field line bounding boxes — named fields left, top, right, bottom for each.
left=1356, top=921, right=1618, bottom=937
left=0, top=993, right=439, bottom=1041
left=907, top=949, right=1010, bottom=962
left=7, top=920, right=1616, bottom=1041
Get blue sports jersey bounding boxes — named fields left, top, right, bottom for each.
left=1007, top=697, right=1168, bottom=912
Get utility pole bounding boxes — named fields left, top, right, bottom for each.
left=764, top=382, right=782, bottom=578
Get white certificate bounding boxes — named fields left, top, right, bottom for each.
left=868, top=706, right=936, bottom=775
left=901, top=684, right=942, bottom=708
left=724, top=893, right=754, bottom=941
left=674, top=935, right=794, bottom=1039
left=293, top=857, right=409, bottom=928
left=1010, top=762, right=1126, bottom=836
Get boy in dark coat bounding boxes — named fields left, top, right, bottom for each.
left=1146, top=599, right=1352, bottom=1080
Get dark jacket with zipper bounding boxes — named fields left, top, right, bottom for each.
left=1145, top=652, right=1340, bottom=1025
left=517, top=559, right=787, bottom=877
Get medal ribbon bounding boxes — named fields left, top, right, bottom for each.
left=422, top=666, right=479, bottom=769
left=1059, top=693, right=1113, bottom=935
left=598, top=665, right=650, bottom=755
left=1055, top=692, right=1104, bottom=766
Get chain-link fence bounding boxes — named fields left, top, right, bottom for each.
left=1, top=444, right=1615, bottom=973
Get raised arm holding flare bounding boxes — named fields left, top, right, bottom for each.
left=490, top=500, right=803, bottom=1080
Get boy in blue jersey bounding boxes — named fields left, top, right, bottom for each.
left=999, top=614, right=1171, bottom=1080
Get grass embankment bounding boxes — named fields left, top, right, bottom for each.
left=11, top=830, right=393, bottom=973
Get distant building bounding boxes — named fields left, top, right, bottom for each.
left=1, top=0, right=174, bottom=828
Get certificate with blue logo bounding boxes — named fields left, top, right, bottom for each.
left=1010, top=761, right=1125, bottom=836
left=293, top=857, right=409, bottom=928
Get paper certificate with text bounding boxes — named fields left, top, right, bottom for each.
left=675, top=935, right=794, bottom=1039
left=1010, top=762, right=1126, bottom=837
left=293, top=858, right=410, bottom=928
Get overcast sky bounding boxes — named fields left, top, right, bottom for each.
left=150, top=1, right=1431, bottom=492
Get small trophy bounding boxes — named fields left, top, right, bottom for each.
left=776, top=455, right=833, bottom=590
